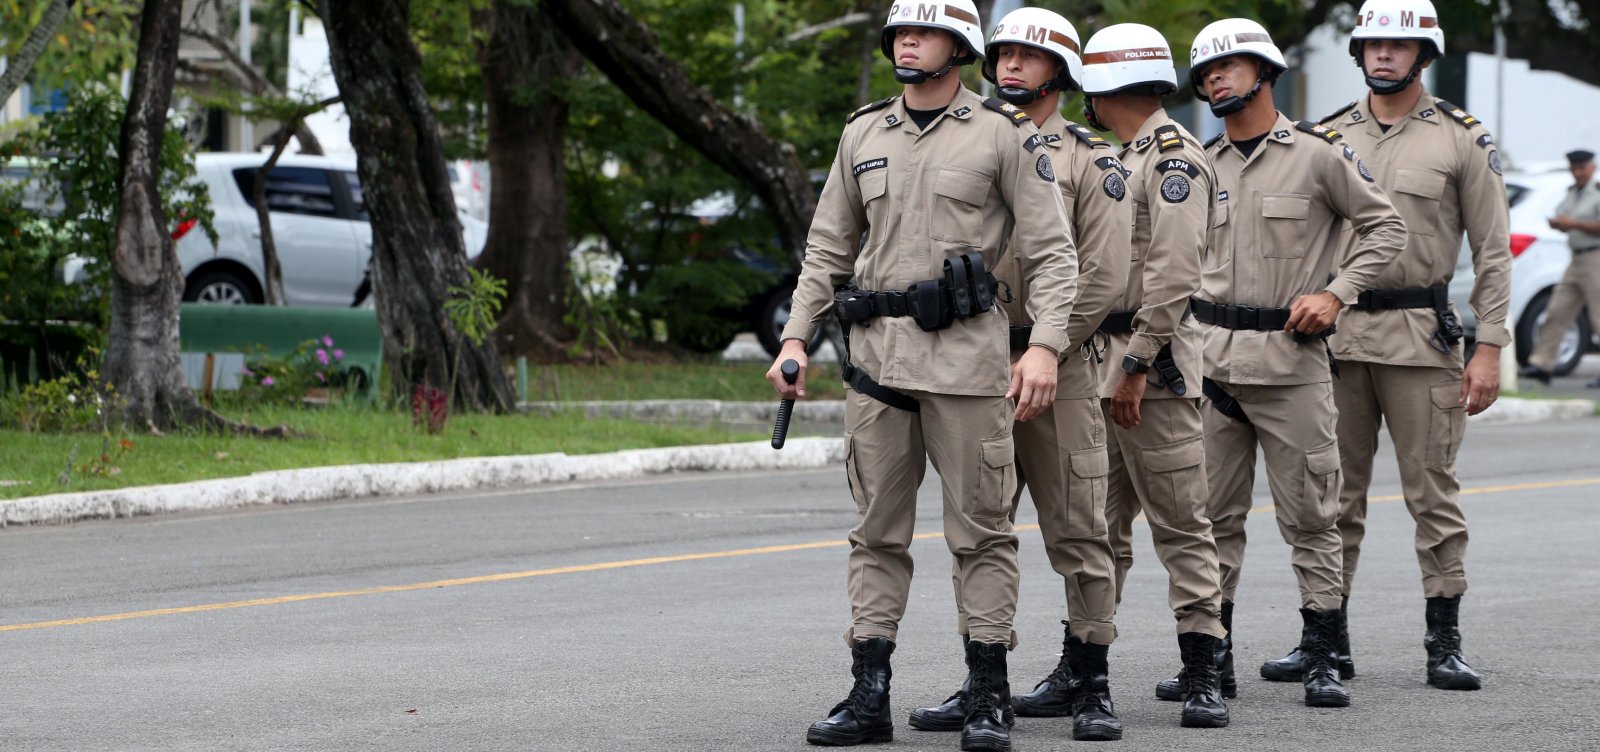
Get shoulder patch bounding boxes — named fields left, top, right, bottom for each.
left=1433, top=99, right=1481, bottom=129
left=1156, top=157, right=1201, bottom=178
left=1094, top=155, right=1131, bottom=177
left=1295, top=120, right=1343, bottom=143
left=1319, top=100, right=1358, bottom=126
left=982, top=97, right=1032, bottom=127
left=1154, top=125, right=1184, bottom=152
left=847, top=97, right=896, bottom=124
left=1205, top=133, right=1225, bottom=150
left=1476, top=133, right=1495, bottom=150
left=1066, top=122, right=1111, bottom=148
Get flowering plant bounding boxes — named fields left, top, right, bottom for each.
left=236, top=334, right=357, bottom=405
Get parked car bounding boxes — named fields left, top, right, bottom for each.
left=1449, top=167, right=1597, bottom=373
left=63, top=153, right=489, bottom=306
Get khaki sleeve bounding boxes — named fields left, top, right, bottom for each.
left=1459, top=130, right=1513, bottom=349
left=998, top=122, right=1079, bottom=357
left=1322, top=144, right=1407, bottom=305
left=780, top=129, right=867, bottom=344
left=1062, top=149, right=1132, bottom=349
left=1128, top=148, right=1209, bottom=363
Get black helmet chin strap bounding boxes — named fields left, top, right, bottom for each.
left=895, top=55, right=959, bottom=85
left=1360, top=44, right=1431, bottom=96
left=1209, top=75, right=1264, bottom=117
left=997, top=80, right=1057, bottom=106
left=1083, top=96, right=1108, bottom=132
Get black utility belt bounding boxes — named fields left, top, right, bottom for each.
left=834, top=252, right=998, bottom=333
left=1096, top=309, right=1138, bottom=335
left=1191, top=298, right=1334, bottom=344
left=1353, top=283, right=1463, bottom=353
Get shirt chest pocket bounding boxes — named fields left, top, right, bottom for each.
left=1393, top=168, right=1447, bottom=237
left=1203, top=200, right=1230, bottom=270
left=931, top=168, right=990, bottom=248
left=1260, top=194, right=1311, bottom=259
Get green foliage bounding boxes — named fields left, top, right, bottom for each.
left=0, top=0, right=140, bottom=94
left=564, top=254, right=643, bottom=362
left=2, top=346, right=121, bottom=433
left=0, top=87, right=216, bottom=329
left=444, top=267, right=508, bottom=347
left=411, top=0, right=492, bottom=158
left=234, top=336, right=362, bottom=406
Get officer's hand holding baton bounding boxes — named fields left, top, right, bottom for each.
left=771, top=359, right=801, bottom=449
left=767, top=340, right=809, bottom=400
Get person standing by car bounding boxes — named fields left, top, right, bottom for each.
left=1077, top=22, right=1230, bottom=729
left=1521, top=149, right=1600, bottom=387
left=1255, top=0, right=1509, bottom=693
left=1185, top=17, right=1406, bottom=709
left=910, top=8, right=1131, bottom=742
left=768, top=2, right=1081, bottom=749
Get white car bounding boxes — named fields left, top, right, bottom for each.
left=126, top=153, right=488, bottom=306
left=1450, top=168, right=1596, bottom=373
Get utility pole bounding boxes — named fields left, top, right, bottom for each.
left=240, top=0, right=254, bottom=150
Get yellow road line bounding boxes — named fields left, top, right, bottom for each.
left=5, top=476, right=1596, bottom=633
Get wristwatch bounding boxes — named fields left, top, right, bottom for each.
left=1122, top=354, right=1150, bottom=375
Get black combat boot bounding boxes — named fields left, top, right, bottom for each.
left=1157, top=600, right=1236, bottom=701
left=1012, top=621, right=1080, bottom=717
left=961, top=640, right=1013, bottom=752
left=1069, top=640, right=1122, bottom=741
left=1300, top=608, right=1351, bottom=708
left=1424, top=596, right=1482, bottom=690
left=1261, top=596, right=1354, bottom=681
left=910, top=635, right=1015, bottom=731
left=807, top=637, right=895, bottom=746
left=1176, top=632, right=1230, bottom=728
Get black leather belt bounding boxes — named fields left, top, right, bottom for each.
left=835, top=290, right=910, bottom=322
left=1009, top=325, right=1033, bottom=351
left=1353, top=285, right=1440, bottom=311
left=1096, top=309, right=1138, bottom=335
left=1191, top=298, right=1292, bottom=331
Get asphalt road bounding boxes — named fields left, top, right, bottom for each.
left=3, top=417, right=1598, bottom=751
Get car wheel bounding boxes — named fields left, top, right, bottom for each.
left=756, top=284, right=824, bottom=358
left=1515, top=289, right=1589, bottom=376
left=184, top=269, right=260, bottom=305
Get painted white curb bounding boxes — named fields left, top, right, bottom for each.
left=1469, top=396, right=1595, bottom=425
left=522, top=399, right=847, bottom=423
left=0, top=437, right=846, bottom=528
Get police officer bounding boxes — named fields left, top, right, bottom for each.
left=1077, top=22, right=1229, bottom=728
left=770, top=2, right=1080, bottom=748
left=1255, top=0, right=1511, bottom=692
left=908, top=7, right=1131, bottom=743
left=1185, top=18, right=1406, bottom=709
left=1522, top=149, right=1600, bottom=386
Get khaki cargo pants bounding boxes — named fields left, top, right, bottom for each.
left=1528, top=249, right=1600, bottom=373
left=952, top=394, right=1119, bottom=646
left=1205, top=380, right=1345, bottom=612
left=1104, top=397, right=1226, bottom=638
left=1333, top=361, right=1469, bottom=598
left=842, top=387, right=1020, bottom=646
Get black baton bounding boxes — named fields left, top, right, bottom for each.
left=771, top=359, right=800, bottom=449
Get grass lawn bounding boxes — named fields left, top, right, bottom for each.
left=0, top=404, right=765, bottom=501
left=531, top=360, right=845, bottom=402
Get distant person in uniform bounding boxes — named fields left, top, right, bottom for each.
left=1521, top=149, right=1600, bottom=387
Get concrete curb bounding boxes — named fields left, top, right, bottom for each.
left=0, top=437, right=846, bottom=528
left=522, top=399, right=848, bottom=423
left=1469, top=396, right=1595, bottom=425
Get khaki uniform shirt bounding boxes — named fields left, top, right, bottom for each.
left=1557, top=181, right=1600, bottom=252
left=1098, top=110, right=1210, bottom=401
left=1202, top=112, right=1407, bottom=386
left=996, top=112, right=1132, bottom=400
left=1324, top=92, right=1514, bottom=366
left=782, top=86, right=1079, bottom=396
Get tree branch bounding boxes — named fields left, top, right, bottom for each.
left=0, top=0, right=76, bottom=106
left=178, top=25, right=328, bottom=155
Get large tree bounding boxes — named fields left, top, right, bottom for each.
left=471, top=0, right=580, bottom=360
left=320, top=0, right=515, bottom=412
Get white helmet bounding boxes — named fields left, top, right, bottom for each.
left=982, top=7, right=1083, bottom=104
left=1350, top=0, right=1445, bottom=57
left=1188, top=18, right=1287, bottom=114
left=1080, top=23, right=1177, bottom=97
left=880, top=0, right=986, bottom=71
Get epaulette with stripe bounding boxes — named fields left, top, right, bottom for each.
left=982, top=97, right=1033, bottom=127
left=846, top=97, right=896, bottom=124
left=1319, top=100, right=1358, bottom=126
left=1066, top=122, right=1111, bottom=148
left=1154, top=125, right=1184, bottom=152
left=1433, top=99, right=1481, bottom=129
left=1295, top=120, right=1343, bottom=143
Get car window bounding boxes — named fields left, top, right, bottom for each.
left=1505, top=183, right=1529, bottom=208
left=232, top=166, right=341, bottom=218
left=341, top=171, right=369, bottom=221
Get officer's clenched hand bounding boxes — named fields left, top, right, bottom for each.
left=1007, top=346, right=1058, bottom=422
left=1461, top=343, right=1500, bottom=416
left=1285, top=291, right=1343, bottom=335
left=1110, top=371, right=1147, bottom=430
left=767, top=340, right=809, bottom=400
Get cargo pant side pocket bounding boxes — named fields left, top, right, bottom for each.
left=1067, top=446, right=1111, bottom=537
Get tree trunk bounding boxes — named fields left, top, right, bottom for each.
left=253, top=127, right=293, bottom=305
left=320, top=0, right=515, bottom=413
left=543, top=0, right=816, bottom=267
left=471, top=0, right=580, bottom=363
left=103, top=0, right=276, bottom=435
left=0, top=0, right=75, bottom=106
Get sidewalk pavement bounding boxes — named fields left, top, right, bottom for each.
left=3, top=395, right=1589, bottom=528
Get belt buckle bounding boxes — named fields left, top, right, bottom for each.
left=1237, top=305, right=1259, bottom=330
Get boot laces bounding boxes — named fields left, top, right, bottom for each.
left=969, top=658, right=998, bottom=717
left=1181, top=644, right=1218, bottom=693
left=1303, top=620, right=1337, bottom=674
left=1432, top=627, right=1463, bottom=657
left=834, top=643, right=875, bottom=713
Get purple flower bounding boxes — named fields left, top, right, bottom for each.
left=316, top=371, right=327, bottom=383
left=261, top=376, right=276, bottom=387
left=316, top=348, right=330, bottom=365
left=322, top=335, right=335, bottom=348
left=332, top=349, right=345, bottom=361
